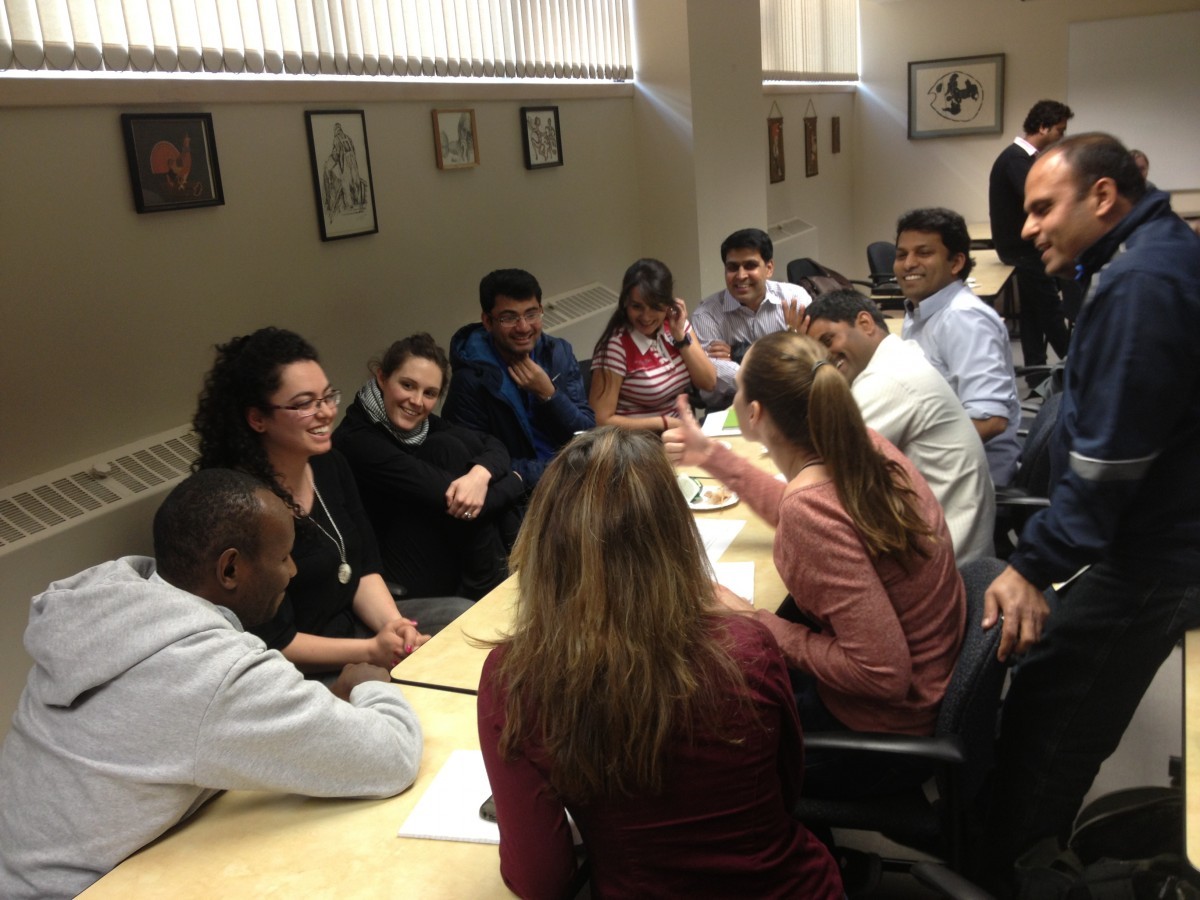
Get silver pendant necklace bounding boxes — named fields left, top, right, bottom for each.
left=309, top=476, right=352, bottom=585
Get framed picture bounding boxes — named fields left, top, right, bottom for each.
left=804, top=116, right=818, bottom=177
left=120, top=113, right=224, bottom=213
left=832, top=116, right=841, bottom=154
left=520, top=106, right=563, bottom=169
left=432, top=108, right=480, bottom=169
left=768, top=116, right=785, bottom=183
left=908, top=53, right=1005, bottom=139
left=305, top=110, right=378, bottom=241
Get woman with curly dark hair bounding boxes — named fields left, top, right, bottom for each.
left=193, top=327, right=468, bottom=675
left=334, top=332, right=524, bottom=600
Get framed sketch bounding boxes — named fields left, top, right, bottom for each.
left=520, top=106, right=563, bottom=169
left=768, top=116, right=785, bottom=183
left=120, top=113, right=224, bottom=213
left=908, top=54, right=1005, bottom=139
left=305, top=110, right=378, bottom=241
left=832, top=116, right=841, bottom=154
left=433, top=108, right=480, bottom=169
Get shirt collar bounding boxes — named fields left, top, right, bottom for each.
left=721, top=282, right=783, bottom=314
left=627, top=325, right=666, bottom=354
left=1014, top=135, right=1038, bottom=156
left=905, top=279, right=968, bottom=322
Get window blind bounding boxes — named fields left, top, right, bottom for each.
left=0, top=0, right=632, bottom=79
left=761, top=0, right=858, bottom=83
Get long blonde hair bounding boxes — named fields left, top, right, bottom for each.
left=491, top=427, right=749, bottom=803
left=744, top=331, right=934, bottom=559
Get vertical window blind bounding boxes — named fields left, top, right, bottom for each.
left=0, top=0, right=632, bottom=80
left=761, top=0, right=858, bottom=82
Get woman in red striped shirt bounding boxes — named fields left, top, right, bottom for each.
left=589, top=258, right=716, bottom=432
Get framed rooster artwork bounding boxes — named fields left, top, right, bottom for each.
left=120, top=113, right=224, bottom=213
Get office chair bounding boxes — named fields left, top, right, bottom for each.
left=864, top=241, right=905, bottom=310
left=994, top=391, right=1062, bottom=557
left=792, top=556, right=1009, bottom=873
left=785, top=258, right=872, bottom=299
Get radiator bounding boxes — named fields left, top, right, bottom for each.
left=0, top=425, right=197, bottom=740
left=541, top=282, right=619, bottom=363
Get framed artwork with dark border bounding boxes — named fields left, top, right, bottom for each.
left=908, top=53, right=1005, bottom=139
left=520, top=106, right=563, bottom=169
left=433, top=108, right=480, bottom=169
left=305, top=110, right=378, bottom=241
left=120, top=113, right=224, bottom=213
left=768, top=116, right=785, bottom=183
left=804, top=116, right=818, bottom=177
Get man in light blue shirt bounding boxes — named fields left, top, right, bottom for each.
left=897, top=207, right=1021, bottom=485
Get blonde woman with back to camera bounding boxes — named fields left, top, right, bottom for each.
left=477, top=427, right=842, bottom=899
left=664, top=331, right=966, bottom=799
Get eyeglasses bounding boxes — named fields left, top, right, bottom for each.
left=268, top=390, right=342, bottom=418
left=491, top=309, right=544, bottom=327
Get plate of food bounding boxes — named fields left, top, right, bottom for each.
left=676, top=475, right=739, bottom=511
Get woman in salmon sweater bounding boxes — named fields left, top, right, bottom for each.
left=665, top=330, right=966, bottom=797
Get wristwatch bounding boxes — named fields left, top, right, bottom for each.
left=671, top=331, right=692, bottom=348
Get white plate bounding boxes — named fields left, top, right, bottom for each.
left=689, top=488, right=739, bottom=511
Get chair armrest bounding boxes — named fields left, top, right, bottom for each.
left=802, top=730, right=965, bottom=766
left=910, top=862, right=996, bottom=900
left=994, top=487, right=1051, bottom=509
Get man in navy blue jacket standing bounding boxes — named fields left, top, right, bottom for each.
left=444, top=269, right=594, bottom=492
left=978, top=133, right=1200, bottom=890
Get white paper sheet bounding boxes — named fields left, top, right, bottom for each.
left=701, top=408, right=741, bottom=436
left=398, top=749, right=499, bottom=844
left=695, top=518, right=745, bottom=566
left=713, top=560, right=755, bottom=605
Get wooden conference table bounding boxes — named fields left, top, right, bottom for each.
left=1185, top=630, right=1200, bottom=869
left=82, top=436, right=784, bottom=898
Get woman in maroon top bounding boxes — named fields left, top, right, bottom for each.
left=477, top=427, right=841, bottom=899
left=664, top=331, right=966, bottom=798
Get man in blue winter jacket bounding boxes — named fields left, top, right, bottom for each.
left=444, top=269, right=595, bottom=492
left=977, top=133, right=1200, bottom=891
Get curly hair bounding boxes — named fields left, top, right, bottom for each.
left=192, top=327, right=319, bottom=512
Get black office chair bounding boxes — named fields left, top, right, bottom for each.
left=792, top=556, right=1009, bottom=873
left=865, top=241, right=905, bottom=309
left=785, top=258, right=871, bottom=299
left=994, top=391, right=1062, bottom=557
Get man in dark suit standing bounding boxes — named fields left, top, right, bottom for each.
left=989, top=99, right=1075, bottom=385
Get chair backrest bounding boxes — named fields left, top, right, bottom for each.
left=866, top=241, right=902, bottom=295
left=786, top=257, right=858, bottom=299
left=934, top=556, right=1009, bottom=802
left=1013, top=391, right=1063, bottom=497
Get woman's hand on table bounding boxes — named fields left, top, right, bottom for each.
left=662, top=395, right=714, bottom=466
left=370, top=618, right=430, bottom=667
left=446, top=465, right=490, bottom=519
left=713, top=582, right=755, bottom=614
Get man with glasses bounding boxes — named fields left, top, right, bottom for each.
left=445, top=268, right=594, bottom=492
left=691, top=228, right=811, bottom=410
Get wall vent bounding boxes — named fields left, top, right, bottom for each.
left=768, top=217, right=820, bottom=266
left=540, top=281, right=619, bottom=362
left=0, top=426, right=198, bottom=557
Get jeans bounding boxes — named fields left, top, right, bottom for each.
left=979, top=561, right=1200, bottom=879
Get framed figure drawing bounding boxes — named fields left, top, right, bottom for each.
left=908, top=54, right=1005, bottom=139
left=521, top=106, right=563, bottom=169
left=433, top=109, right=480, bottom=169
left=120, top=113, right=224, bottom=213
left=305, top=110, right=378, bottom=241
left=768, top=116, right=785, bottom=183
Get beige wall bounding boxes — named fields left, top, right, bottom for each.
left=1, top=92, right=638, bottom=488
left=853, top=0, right=1200, bottom=254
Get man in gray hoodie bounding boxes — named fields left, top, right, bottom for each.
left=0, top=469, right=424, bottom=899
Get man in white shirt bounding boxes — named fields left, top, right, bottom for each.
left=806, top=290, right=996, bottom=562
left=896, top=207, right=1022, bottom=486
left=691, top=228, right=811, bottom=409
